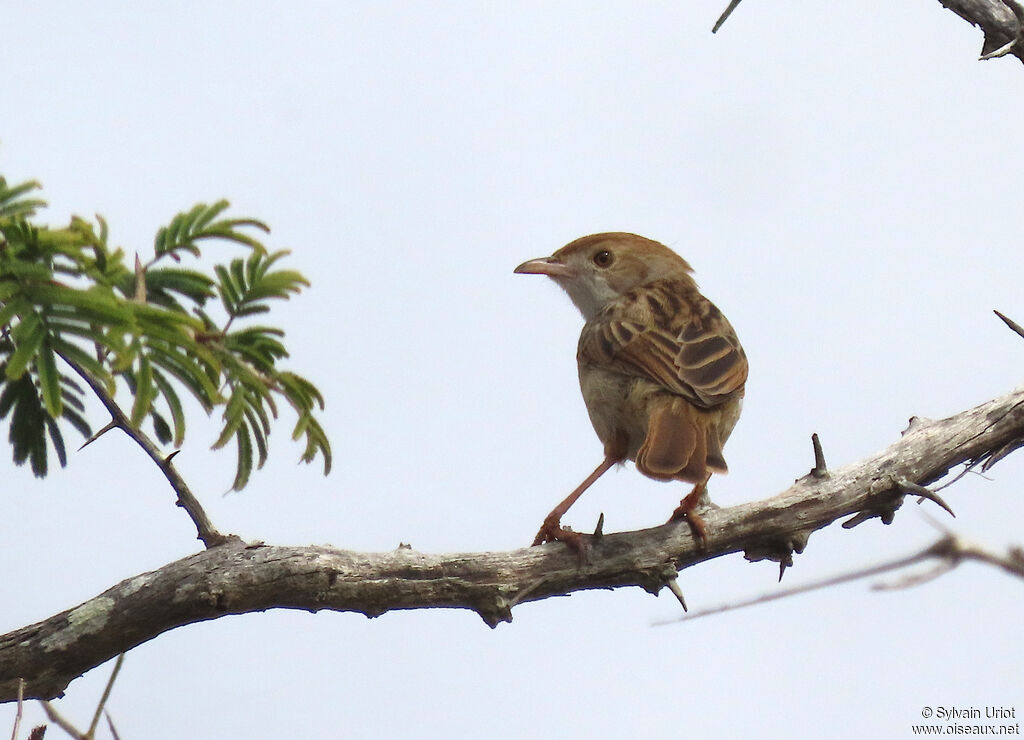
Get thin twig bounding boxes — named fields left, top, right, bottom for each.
left=11, top=678, right=23, bottom=740
left=104, top=713, right=120, bottom=740
left=55, top=349, right=232, bottom=548
left=872, top=559, right=957, bottom=590
left=654, top=534, right=1024, bottom=625
left=86, top=655, right=123, bottom=739
left=712, top=0, right=744, bottom=33
left=934, top=458, right=986, bottom=493
left=994, top=310, right=1024, bottom=340
left=39, top=703, right=82, bottom=740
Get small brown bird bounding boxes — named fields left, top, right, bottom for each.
left=515, top=232, right=747, bottom=549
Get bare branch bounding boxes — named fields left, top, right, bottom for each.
left=39, top=703, right=81, bottom=740
left=2, top=384, right=1023, bottom=701
left=655, top=539, right=944, bottom=625
left=11, top=679, right=23, bottom=740
left=86, top=655, right=123, bottom=739
left=657, top=534, right=1024, bottom=624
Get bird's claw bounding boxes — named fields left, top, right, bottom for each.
left=669, top=501, right=708, bottom=551
left=532, top=518, right=591, bottom=564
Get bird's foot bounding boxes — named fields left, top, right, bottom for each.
left=532, top=517, right=590, bottom=562
left=669, top=487, right=709, bottom=550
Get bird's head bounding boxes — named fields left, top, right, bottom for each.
left=514, top=232, right=695, bottom=320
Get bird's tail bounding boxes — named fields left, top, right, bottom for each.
left=635, top=399, right=728, bottom=484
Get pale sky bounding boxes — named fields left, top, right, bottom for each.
left=3, top=3, right=1023, bottom=738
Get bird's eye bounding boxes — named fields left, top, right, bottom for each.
left=592, top=250, right=613, bottom=268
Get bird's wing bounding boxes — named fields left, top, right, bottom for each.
left=579, top=282, right=747, bottom=409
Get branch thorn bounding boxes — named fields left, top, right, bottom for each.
left=78, top=419, right=119, bottom=451
left=810, top=432, right=828, bottom=477
left=994, top=310, right=1024, bottom=341
left=896, top=478, right=956, bottom=518
left=133, top=254, right=147, bottom=303
left=712, top=0, right=744, bottom=33
left=665, top=577, right=688, bottom=611
left=979, top=2, right=1024, bottom=59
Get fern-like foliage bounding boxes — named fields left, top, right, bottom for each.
left=0, top=176, right=331, bottom=489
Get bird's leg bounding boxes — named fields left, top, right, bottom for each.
left=533, top=455, right=618, bottom=548
left=669, top=472, right=712, bottom=549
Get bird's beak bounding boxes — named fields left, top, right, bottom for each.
left=513, top=256, right=575, bottom=279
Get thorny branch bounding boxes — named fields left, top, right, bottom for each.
left=57, top=350, right=234, bottom=549
left=3, top=378, right=1024, bottom=703
left=2, top=311, right=1021, bottom=704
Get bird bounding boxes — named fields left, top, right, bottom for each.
left=514, top=232, right=747, bottom=550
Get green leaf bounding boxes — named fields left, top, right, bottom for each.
left=213, top=386, right=248, bottom=450
left=230, top=423, right=254, bottom=491
left=27, top=283, right=133, bottom=328
left=298, top=414, right=332, bottom=474
left=215, top=264, right=240, bottom=314
left=6, top=311, right=45, bottom=380
left=35, top=340, right=62, bottom=417
left=0, top=177, right=46, bottom=219
left=243, top=405, right=269, bottom=469
left=278, top=370, right=325, bottom=411
left=0, top=378, right=20, bottom=419
left=44, top=415, right=67, bottom=468
left=151, top=410, right=172, bottom=445
left=144, top=267, right=216, bottom=309
left=0, top=296, right=31, bottom=329
left=129, top=354, right=156, bottom=427
left=152, top=367, right=186, bottom=446
left=147, top=346, right=221, bottom=411
left=49, top=337, right=115, bottom=394
left=1, top=176, right=332, bottom=490
left=6, top=374, right=48, bottom=476
left=132, top=301, right=205, bottom=331
left=154, top=201, right=269, bottom=262
left=60, top=405, right=92, bottom=439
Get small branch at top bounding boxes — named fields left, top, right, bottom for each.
left=994, top=310, right=1024, bottom=341
left=712, top=0, right=744, bottom=33
left=56, top=349, right=234, bottom=548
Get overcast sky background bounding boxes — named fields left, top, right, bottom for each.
left=3, top=2, right=1023, bottom=738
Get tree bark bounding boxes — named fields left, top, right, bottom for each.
left=937, top=0, right=1024, bottom=61
left=3, top=385, right=1023, bottom=702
